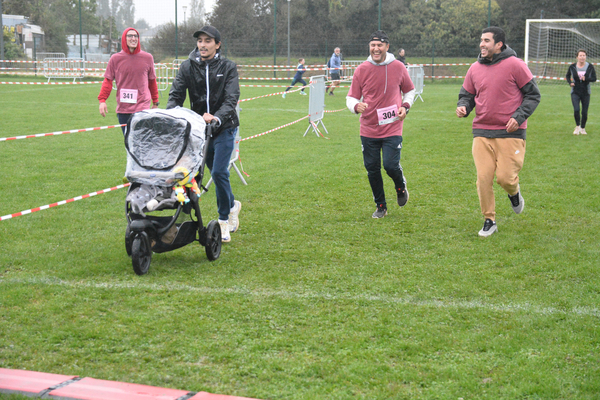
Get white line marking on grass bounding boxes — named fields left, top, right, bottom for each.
left=2, top=277, right=599, bottom=318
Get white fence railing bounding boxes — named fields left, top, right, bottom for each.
left=42, top=58, right=85, bottom=82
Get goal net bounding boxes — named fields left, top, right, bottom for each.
left=525, top=19, right=600, bottom=83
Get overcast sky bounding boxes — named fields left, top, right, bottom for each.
left=133, top=0, right=216, bottom=28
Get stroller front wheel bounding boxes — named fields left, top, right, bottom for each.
left=132, top=232, right=152, bottom=275
left=205, top=220, right=222, bottom=261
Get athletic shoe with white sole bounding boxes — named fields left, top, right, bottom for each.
left=228, top=200, right=241, bottom=233
left=580, top=128, right=587, bottom=135
left=300, top=91, right=307, bottom=95
left=478, top=219, right=497, bottom=237
left=573, top=126, right=580, bottom=135
left=508, top=190, right=525, bottom=214
left=219, top=220, right=231, bottom=242
left=372, top=204, right=387, bottom=219
left=282, top=93, right=286, bottom=99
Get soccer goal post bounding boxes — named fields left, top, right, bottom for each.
left=525, top=19, right=600, bottom=83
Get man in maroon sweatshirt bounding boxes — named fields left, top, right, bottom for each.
left=98, top=27, right=159, bottom=133
left=347, top=30, right=415, bottom=219
left=457, top=27, right=540, bottom=237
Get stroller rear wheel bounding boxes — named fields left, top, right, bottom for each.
left=132, top=232, right=152, bottom=275
left=205, top=220, right=222, bottom=261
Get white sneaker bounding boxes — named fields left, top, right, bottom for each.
left=478, top=219, right=497, bottom=237
left=508, top=189, right=525, bottom=214
left=228, top=200, right=241, bottom=233
left=573, top=126, right=580, bottom=135
left=219, top=220, right=231, bottom=242
left=282, top=93, right=286, bottom=99
left=300, top=91, right=307, bottom=95
left=580, top=128, right=587, bottom=135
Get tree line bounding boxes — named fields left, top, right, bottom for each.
left=2, top=0, right=144, bottom=56
left=3, top=0, right=600, bottom=60
left=204, top=0, right=600, bottom=59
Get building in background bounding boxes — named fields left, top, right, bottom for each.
left=2, top=14, right=44, bottom=59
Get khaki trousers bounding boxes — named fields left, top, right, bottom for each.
left=472, top=137, right=526, bottom=221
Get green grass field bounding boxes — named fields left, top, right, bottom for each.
left=0, top=74, right=599, bottom=400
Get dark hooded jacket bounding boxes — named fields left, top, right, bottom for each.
left=457, top=46, right=541, bottom=139
left=167, top=49, right=240, bottom=136
left=566, top=62, right=597, bottom=96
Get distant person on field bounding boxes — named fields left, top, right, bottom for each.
left=396, top=48, right=407, bottom=65
left=98, top=27, right=159, bottom=133
left=566, top=49, right=597, bottom=135
left=282, top=58, right=307, bottom=98
left=167, top=25, right=241, bottom=243
left=346, top=30, right=415, bottom=219
left=326, top=47, right=342, bottom=96
left=456, top=26, right=540, bottom=237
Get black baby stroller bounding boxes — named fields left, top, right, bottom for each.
left=123, top=107, right=221, bottom=275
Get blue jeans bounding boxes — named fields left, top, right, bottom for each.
left=205, top=127, right=236, bottom=220
left=285, top=78, right=307, bottom=92
left=361, top=135, right=405, bottom=207
left=118, top=113, right=132, bottom=134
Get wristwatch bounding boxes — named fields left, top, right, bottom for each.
left=153, top=102, right=160, bottom=106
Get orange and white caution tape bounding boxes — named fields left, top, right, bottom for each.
left=0, top=124, right=125, bottom=142
left=1, top=183, right=131, bottom=221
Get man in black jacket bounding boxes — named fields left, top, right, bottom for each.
left=167, top=26, right=241, bottom=243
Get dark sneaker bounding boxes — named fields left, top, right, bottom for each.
left=328, top=91, right=334, bottom=96
left=508, top=190, right=524, bottom=214
left=478, top=219, right=497, bottom=237
left=397, top=187, right=409, bottom=207
left=372, top=204, right=387, bottom=219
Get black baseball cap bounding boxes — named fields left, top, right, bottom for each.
left=369, top=30, right=389, bottom=44
left=193, top=26, right=221, bottom=42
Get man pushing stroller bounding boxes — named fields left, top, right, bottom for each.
left=167, top=26, right=241, bottom=243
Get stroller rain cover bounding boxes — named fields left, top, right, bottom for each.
left=124, top=107, right=206, bottom=186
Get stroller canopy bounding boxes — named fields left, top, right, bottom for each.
left=125, top=107, right=206, bottom=186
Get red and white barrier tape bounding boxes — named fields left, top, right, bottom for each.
left=240, top=115, right=309, bottom=141
left=0, top=81, right=101, bottom=85
left=533, top=75, right=566, bottom=80
left=0, top=124, right=125, bottom=142
left=424, top=75, right=465, bottom=79
left=239, top=86, right=306, bottom=103
left=0, top=183, right=131, bottom=221
left=239, top=84, right=292, bottom=88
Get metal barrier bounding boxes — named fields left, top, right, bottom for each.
left=42, top=58, right=85, bottom=82
left=204, top=104, right=248, bottom=189
left=36, top=52, right=66, bottom=62
left=304, top=75, right=328, bottom=137
left=172, top=59, right=186, bottom=81
left=155, top=63, right=169, bottom=92
left=407, top=65, right=425, bottom=102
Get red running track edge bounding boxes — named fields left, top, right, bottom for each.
left=0, top=368, right=261, bottom=400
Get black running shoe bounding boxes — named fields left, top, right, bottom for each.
left=397, top=187, right=409, bottom=207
